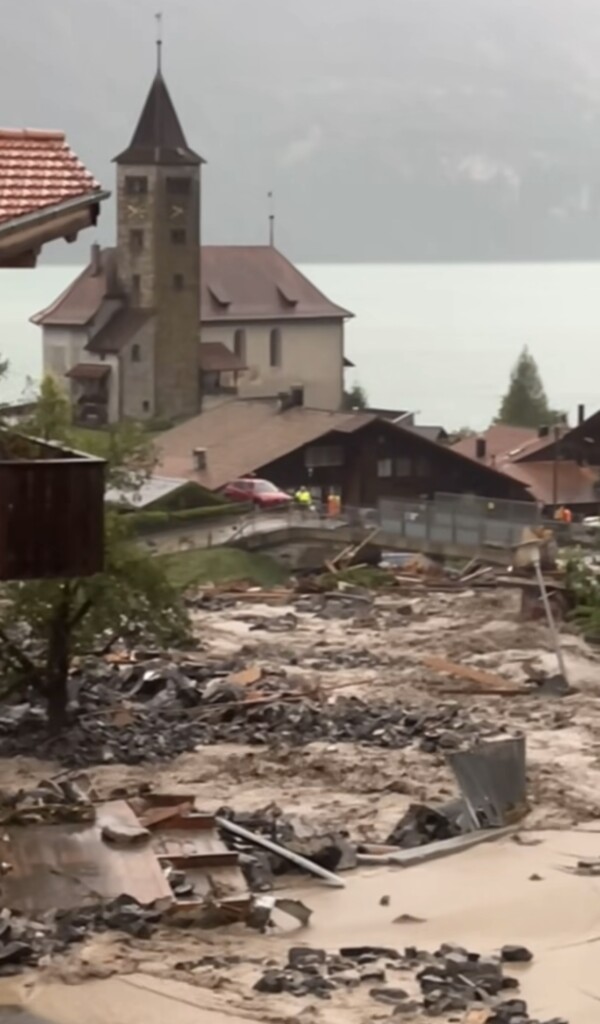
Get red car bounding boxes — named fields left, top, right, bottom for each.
left=223, top=477, right=292, bottom=509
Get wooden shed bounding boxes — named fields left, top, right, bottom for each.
left=0, top=431, right=105, bottom=580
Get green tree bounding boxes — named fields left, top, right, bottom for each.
left=343, top=382, right=369, bottom=410
left=0, top=516, right=188, bottom=731
left=0, top=377, right=186, bottom=731
left=495, top=347, right=563, bottom=428
left=21, top=374, right=157, bottom=492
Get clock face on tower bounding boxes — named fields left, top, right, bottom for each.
left=169, top=204, right=184, bottom=220
left=126, top=203, right=145, bottom=221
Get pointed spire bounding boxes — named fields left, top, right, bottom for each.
left=155, top=12, right=163, bottom=74
left=114, top=24, right=204, bottom=166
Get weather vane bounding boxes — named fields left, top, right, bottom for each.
left=155, top=12, right=163, bottom=72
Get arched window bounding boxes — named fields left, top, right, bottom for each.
left=269, top=327, right=282, bottom=368
left=234, top=328, right=246, bottom=362
left=131, top=343, right=141, bottom=363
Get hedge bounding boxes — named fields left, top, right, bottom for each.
left=128, top=502, right=252, bottom=535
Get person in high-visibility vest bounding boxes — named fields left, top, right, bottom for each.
left=295, top=485, right=312, bottom=513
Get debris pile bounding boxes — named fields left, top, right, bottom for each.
left=252, top=943, right=567, bottom=1023
left=218, top=803, right=356, bottom=890
left=0, top=896, right=165, bottom=975
left=0, top=650, right=482, bottom=766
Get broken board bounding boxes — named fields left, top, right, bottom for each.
left=0, top=800, right=172, bottom=914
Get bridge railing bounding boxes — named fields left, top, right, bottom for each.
left=229, top=493, right=545, bottom=554
left=379, top=495, right=539, bottom=550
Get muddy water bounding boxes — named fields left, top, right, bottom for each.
left=278, top=829, right=600, bottom=1022
left=5, top=829, right=600, bottom=1024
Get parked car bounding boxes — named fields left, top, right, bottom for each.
left=223, top=477, right=293, bottom=509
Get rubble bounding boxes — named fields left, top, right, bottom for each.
left=0, top=650, right=483, bottom=766
left=250, top=943, right=567, bottom=1023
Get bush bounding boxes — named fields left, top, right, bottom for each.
left=127, top=502, right=252, bottom=535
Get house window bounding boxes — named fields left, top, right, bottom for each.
left=125, top=176, right=148, bottom=195
left=167, top=177, right=191, bottom=195
left=269, top=327, right=282, bottom=368
left=305, top=445, right=344, bottom=468
left=395, top=456, right=412, bottom=477
left=130, top=229, right=144, bottom=252
left=171, top=228, right=186, bottom=245
left=377, top=458, right=393, bottom=478
left=234, top=328, right=246, bottom=361
left=173, top=273, right=184, bottom=291
left=131, top=343, right=141, bottom=363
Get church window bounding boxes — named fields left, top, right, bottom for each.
left=173, top=273, right=184, bottom=291
left=131, top=344, right=141, bottom=363
left=125, top=176, right=148, bottom=195
left=171, top=228, right=186, bottom=245
left=131, top=274, right=141, bottom=299
left=167, top=177, right=191, bottom=195
left=130, top=229, right=144, bottom=252
left=234, top=328, right=246, bottom=361
left=269, top=327, right=282, bottom=368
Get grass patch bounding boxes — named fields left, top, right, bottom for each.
left=159, top=547, right=289, bottom=590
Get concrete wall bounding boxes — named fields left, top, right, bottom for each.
left=202, top=320, right=345, bottom=410
left=43, top=325, right=89, bottom=377
left=120, top=318, right=156, bottom=420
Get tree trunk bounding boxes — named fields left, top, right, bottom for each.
left=45, top=596, right=71, bottom=734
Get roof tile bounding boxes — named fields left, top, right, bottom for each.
left=0, top=129, right=102, bottom=224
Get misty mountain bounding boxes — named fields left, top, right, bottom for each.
left=5, top=0, right=600, bottom=262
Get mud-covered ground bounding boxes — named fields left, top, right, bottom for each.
left=2, top=584, right=599, bottom=1023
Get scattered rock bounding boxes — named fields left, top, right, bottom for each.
left=500, top=944, right=533, bottom=963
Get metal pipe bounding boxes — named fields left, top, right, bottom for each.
left=532, top=552, right=568, bottom=682
left=216, top=816, right=346, bottom=888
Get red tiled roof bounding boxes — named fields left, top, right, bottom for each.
left=0, top=129, right=102, bottom=225
left=451, top=425, right=538, bottom=463
left=199, top=342, right=246, bottom=372
left=503, top=460, right=600, bottom=506
left=31, top=245, right=352, bottom=327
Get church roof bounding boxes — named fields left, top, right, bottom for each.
left=114, top=72, right=204, bottom=166
left=31, top=246, right=352, bottom=327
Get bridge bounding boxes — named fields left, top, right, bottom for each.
left=230, top=494, right=551, bottom=570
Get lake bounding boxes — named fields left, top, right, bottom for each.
left=1, top=261, right=599, bottom=430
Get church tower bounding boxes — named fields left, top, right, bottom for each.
left=114, top=41, right=204, bottom=421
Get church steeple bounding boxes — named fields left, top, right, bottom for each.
left=114, top=73, right=203, bottom=166
left=115, top=20, right=203, bottom=169
left=113, top=30, right=204, bottom=422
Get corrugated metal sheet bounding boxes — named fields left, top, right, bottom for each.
left=105, top=475, right=191, bottom=510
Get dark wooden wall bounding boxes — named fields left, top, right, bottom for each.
left=0, top=458, right=105, bottom=580
left=260, top=422, right=530, bottom=506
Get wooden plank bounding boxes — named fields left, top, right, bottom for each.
left=0, top=801, right=172, bottom=914
left=422, top=655, right=526, bottom=694
left=157, top=852, right=240, bottom=868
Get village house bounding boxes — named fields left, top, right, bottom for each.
left=157, top=397, right=531, bottom=506
left=0, top=129, right=108, bottom=268
left=31, top=63, right=351, bottom=426
left=452, top=410, right=600, bottom=516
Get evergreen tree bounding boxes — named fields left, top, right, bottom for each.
left=343, top=382, right=368, bottom=410
left=495, top=347, right=562, bottom=428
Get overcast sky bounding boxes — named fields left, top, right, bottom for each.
left=5, top=0, right=600, bottom=261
